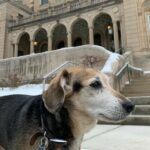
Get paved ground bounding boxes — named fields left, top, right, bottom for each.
left=81, top=125, right=150, bottom=150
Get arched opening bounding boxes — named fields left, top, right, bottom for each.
left=71, top=19, right=89, bottom=47
left=34, top=28, right=48, bottom=53
left=93, top=13, right=114, bottom=51
left=18, top=33, right=30, bottom=56
left=74, top=37, right=82, bottom=46
left=57, top=41, right=65, bottom=49
left=94, top=33, right=102, bottom=46
left=52, top=24, right=67, bottom=50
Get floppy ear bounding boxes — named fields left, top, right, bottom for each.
left=43, top=69, right=72, bottom=113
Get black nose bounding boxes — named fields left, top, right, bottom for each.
left=122, top=102, right=135, bottom=113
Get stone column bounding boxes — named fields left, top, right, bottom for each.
left=48, top=35, right=52, bottom=50
left=89, top=26, right=94, bottom=45
left=113, top=21, right=119, bottom=51
left=14, top=43, right=18, bottom=57
left=30, top=40, right=34, bottom=54
left=120, top=20, right=125, bottom=49
left=67, top=31, right=72, bottom=47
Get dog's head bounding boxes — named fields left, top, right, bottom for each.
left=43, top=67, right=134, bottom=122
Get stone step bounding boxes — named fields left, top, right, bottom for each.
left=131, top=76, right=150, bottom=79
left=132, top=105, right=150, bottom=115
left=130, top=79, right=150, bottom=83
left=128, top=81, right=150, bottom=86
left=143, top=73, right=150, bottom=77
left=122, top=88, right=150, bottom=93
left=130, top=77, right=150, bottom=81
left=98, top=115, right=150, bottom=126
left=131, top=77, right=150, bottom=81
left=129, top=96, right=150, bottom=105
left=121, top=92, right=150, bottom=97
left=124, top=84, right=150, bottom=89
left=127, top=82, right=150, bottom=86
left=122, top=115, right=150, bottom=125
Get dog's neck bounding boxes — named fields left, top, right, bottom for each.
left=41, top=101, right=73, bottom=139
left=63, top=100, right=97, bottom=150
left=42, top=97, right=97, bottom=150
left=64, top=99, right=97, bottom=137
left=68, top=108, right=97, bottom=137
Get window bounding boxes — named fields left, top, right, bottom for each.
left=41, top=0, right=48, bottom=5
left=148, top=15, right=150, bottom=30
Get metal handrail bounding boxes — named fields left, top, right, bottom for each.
left=116, top=63, right=129, bottom=78
left=115, top=62, right=144, bottom=91
left=42, top=61, right=78, bottom=93
left=115, top=63, right=130, bottom=91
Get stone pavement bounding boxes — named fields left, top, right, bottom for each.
left=81, top=125, right=150, bottom=150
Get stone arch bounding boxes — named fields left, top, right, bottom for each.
left=33, top=28, right=48, bottom=53
left=92, top=10, right=115, bottom=25
left=51, top=24, right=67, bottom=50
left=17, top=31, right=30, bottom=44
left=93, top=13, right=114, bottom=51
left=71, top=18, right=89, bottom=46
left=18, top=32, right=30, bottom=56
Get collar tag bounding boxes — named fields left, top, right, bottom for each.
left=50, top=139, right=67, bottom=145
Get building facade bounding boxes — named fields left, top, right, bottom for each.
left=0, top=0, right=150, bottom=69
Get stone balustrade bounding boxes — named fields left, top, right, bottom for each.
left=0, top=45, right=112, bottom=86
left=8, top=0, right=119, bottom=27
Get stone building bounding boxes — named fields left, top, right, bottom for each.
left=0, top=0, right=150, bottom=69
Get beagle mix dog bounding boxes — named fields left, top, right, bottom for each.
left=0, top=67, right=134, bottom=150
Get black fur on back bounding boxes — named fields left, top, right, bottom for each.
left=0, top=94, right=73, bottom=150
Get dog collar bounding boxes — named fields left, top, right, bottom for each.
left=30, top=98, right=74, bottom=148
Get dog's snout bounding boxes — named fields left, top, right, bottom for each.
left=122, top=102, right=135, bottom=113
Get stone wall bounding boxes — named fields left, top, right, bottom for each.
left=0, top=45, right=113, bottom=85
left=0, top=3, right=7, bottom=59
left=123, top=0, right=140, bottom=51
left=3, top=2, right=31, bottom=58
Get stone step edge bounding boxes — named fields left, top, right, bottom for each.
left=97, top=115, right=150, bottom=125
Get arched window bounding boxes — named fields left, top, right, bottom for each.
left=41, top=0, right=48, bottom=5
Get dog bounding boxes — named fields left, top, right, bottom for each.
left=0, top=67, right=134, bottom=150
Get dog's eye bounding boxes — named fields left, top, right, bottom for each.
left=90, top=81, right=102, bottom=89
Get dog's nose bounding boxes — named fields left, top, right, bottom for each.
left=122, top=102, right=135, bottom=113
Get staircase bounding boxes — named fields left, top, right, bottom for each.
left=98, top=66, right=150, bottom=126
left=120, top=73, right=150, bottom=125
left=122, top=75, right=150, bottom=97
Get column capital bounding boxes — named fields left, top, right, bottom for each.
left=112, top=20, right=120, bottom=24
left=47, top=34, right=53, bottom=38
left=67, top=30, right=72, bottom=35
left=30, top=39, right=34, bottom=42
left=88, top=26, right=94, bottom=30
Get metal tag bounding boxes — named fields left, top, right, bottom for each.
left=38, top=137, right=49, bottom=150
left=50, top=138, right=67, bottom=145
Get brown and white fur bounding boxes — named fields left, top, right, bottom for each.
left=43, top=67, right=134, bottom=150
left=0, top=67, right=134, bottom=150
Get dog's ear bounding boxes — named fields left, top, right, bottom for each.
left=43, top=69, right=72, bottom=113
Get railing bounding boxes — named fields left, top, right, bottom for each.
left=0, top=45, right=110, bottom=87
left=42, top=61, right=79, bottom=93
left=8, top=0, right=119, bottom=27
left=115, top=63, right=144, bottom=91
